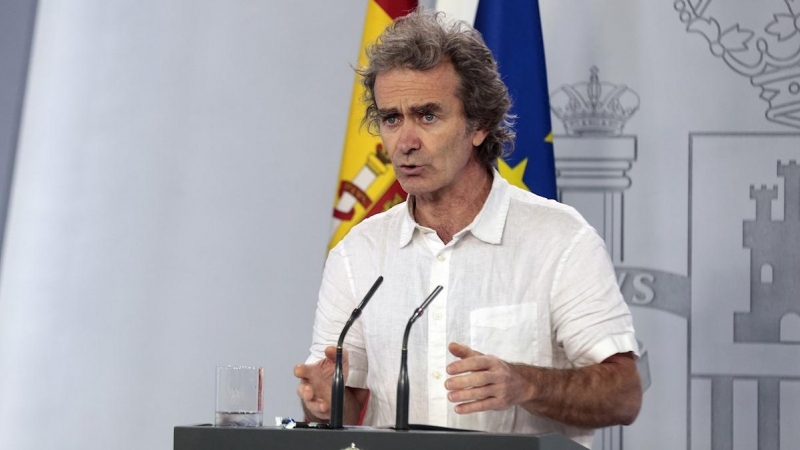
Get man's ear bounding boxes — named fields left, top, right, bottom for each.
left=472, top=128, right=489, bottom=147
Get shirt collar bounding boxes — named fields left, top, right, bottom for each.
left=398, top=169, right=511, bottom=247
left=399, top=197, right=417, bottom=247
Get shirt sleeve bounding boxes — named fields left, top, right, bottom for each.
left=305, top=242, right=369, bottom=389
left=550, top=226, right=639, bottom=367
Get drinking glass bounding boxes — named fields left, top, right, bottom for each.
left=215, top=366, right=263, bottom=426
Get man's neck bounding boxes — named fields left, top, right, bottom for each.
left=412, top=163, right=493, bottom=244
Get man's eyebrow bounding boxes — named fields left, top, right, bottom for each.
left=412, top=102, right=444, bottom=115
left=376, top=103, right=444, bottom=120
left=376, top=108, right=400, bottom=120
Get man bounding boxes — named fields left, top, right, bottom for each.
left=294, top=9, right=642, bottom=448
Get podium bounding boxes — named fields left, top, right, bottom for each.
left=174, top=425, right=587, bottom=450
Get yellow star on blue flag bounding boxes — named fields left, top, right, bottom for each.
left=497, top=157, right=530, bottom=191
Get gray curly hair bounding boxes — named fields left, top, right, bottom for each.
left=357, top=9, right=515, bottom=170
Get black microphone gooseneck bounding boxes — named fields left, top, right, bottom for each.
left=395, top=285, right=443, bottom=431
left=329, top=276, right=383, bottom=429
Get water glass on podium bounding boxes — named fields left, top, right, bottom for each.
left=215, top=366, right=263, bottom=427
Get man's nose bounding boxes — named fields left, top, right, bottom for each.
left=395, top=122, right=421, bottom=154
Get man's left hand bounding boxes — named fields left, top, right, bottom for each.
left=445, top=342, right=532, bottom=414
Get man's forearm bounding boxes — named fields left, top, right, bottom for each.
left=514, top=353, right=642, bottom=428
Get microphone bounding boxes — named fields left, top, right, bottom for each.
left=329, top=276, right=383, bottom=429
left=395, top=285, right=443, bottom=431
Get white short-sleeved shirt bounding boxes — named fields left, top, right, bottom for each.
left=307, top=171, right=638, bottom=448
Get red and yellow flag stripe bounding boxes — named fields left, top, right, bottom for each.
left=329, top=0, right=417, bottom=250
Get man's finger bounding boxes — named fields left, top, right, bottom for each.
left=307, top=397, right=330, bottom=414
left=323, top=346, right=337, bottom=360
left=453, top=397, right=502, bottom=414
left=294, top=364, right=310, bottom=379
left=447, top=383, right=494, bottom=403
left=448, top=342, right=483, bottom=359
left=446, top=353, right=494, bottom=375
left=297, top=383, right=311, bottom=401
left=445, top=370, right=493, bottom=390
left=323, top=345, right=348, bottom=363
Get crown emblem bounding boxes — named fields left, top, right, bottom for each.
left=549, top=66, right=640, bottom=136
left=675, top=0, right=800, bottom=129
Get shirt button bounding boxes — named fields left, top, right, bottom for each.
left=432, top=371, right=441, bottom=380
left=437, top=254, right=446, bottom=262
left=433, top=312, right=442, bottom=320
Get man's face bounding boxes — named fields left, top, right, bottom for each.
left=373, top=63, right=488, bottom=200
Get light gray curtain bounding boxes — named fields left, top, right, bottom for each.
left=0, top=0, right=37, bottom=272
left=0, top=1, right=365, bottom=449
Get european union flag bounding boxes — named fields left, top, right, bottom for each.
left=474, top=0, right=557, bottom=200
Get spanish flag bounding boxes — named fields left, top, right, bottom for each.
left=329, top=0, right=417, bottom=250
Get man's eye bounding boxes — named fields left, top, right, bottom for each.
left=385, top=116, right=397, bottom=125
left=423, top=113, right=436, bottom=122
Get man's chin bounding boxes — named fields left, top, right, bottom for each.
left=396, top=179, right=425, bottom=197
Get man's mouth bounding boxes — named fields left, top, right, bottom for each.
left=397, top=164, right=424, bottom=176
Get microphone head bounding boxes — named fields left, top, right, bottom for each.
left=418, top=285, right=443, bottom=313
left=407, top=285, right=444, bottom=326
left=355, top=276, right=384, bottom=311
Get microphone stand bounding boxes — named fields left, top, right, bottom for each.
left=329, top=276, right=383, bottom=429
left=395, top=285, right=443, bottom=431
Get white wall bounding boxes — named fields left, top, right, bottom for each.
left=0, top=1, right=366, bottom=449
left=537, top=2, right=799, bottom=450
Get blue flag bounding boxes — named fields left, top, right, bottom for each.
left=474, top=0, right=557, bottom=200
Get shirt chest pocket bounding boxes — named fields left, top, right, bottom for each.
left=469, top=302, right=538, bottom=365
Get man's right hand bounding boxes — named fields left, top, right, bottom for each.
left=293, top=345, right=346, bottom=420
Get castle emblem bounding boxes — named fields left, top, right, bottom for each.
left=675, top=0, right=800, bottom=129
left=736, top=159, right=800, bottom=343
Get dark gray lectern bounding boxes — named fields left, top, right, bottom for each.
left=174, top=425, right=587, bottom=450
